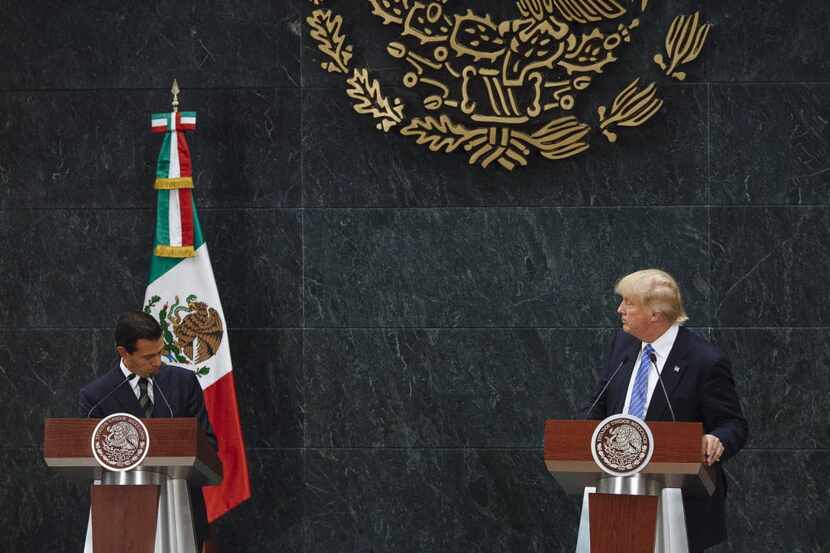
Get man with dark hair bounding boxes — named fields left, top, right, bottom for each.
left=113, top=309, right=163, bottom=352
left=79, top=310, right=218, bottom=549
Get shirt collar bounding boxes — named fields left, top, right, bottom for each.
left=119, top=360, right=152, bottom=382
left=642, top=324, right=679, bottom=361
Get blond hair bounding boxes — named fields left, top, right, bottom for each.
left=614, top=269, right=688, bottom=324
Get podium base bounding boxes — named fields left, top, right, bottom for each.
left=83, top=469, right=198, bottom=553
left=575, top=483, right=689, bottom=553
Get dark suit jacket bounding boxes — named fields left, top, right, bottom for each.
left=585, top=327, right=748, bottom=552
left=79, top=363, right=218, bottom=545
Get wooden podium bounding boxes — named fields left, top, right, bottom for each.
left=544, top=420, right=715, bottom=553
left=43, top=418, right=222, bottom=553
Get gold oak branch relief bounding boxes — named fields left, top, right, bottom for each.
left=306, top=0, right=712, bottom=171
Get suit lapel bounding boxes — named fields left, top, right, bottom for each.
left=151, top=367, right=170, bottom=418
left=646, top=326, right=691, bottom=420
left=108, top=365, right=144, bottom=417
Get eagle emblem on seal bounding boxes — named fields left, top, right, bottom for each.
left=591, top=414, right=654, bottom=476
left=91, top=414, right=150, bottom=471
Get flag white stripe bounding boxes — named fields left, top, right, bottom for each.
left=169, top=119, right=181, bottom=178
left=181, top=116, right=196, bottom=125
left=168, top=190, right=182, bottom=246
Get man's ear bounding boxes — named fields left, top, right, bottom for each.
left=115, top=345, right=128, bottom=359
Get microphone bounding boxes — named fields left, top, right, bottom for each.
left=648, top=352, right=676, bottom=422
left=583, top=356, right=629, bottom=419
left=153, top=379, right=175, bottom=418
left=86, top=373, right=137, bottom=417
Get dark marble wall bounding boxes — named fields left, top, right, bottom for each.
left=1, top=0, right=827, bottom=551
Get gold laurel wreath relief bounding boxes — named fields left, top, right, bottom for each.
left=401, top=115, right=589, bottom=170
left=306, top=7, right=405, bottom=133
left=654, top=12, right=712, bottom=81
left=305, top=1, right=711, bottom=170
left=347, top=69, right=406, bottom=132
left=306, top=9, right=353, bottom=73
left=598, top=79, right=663, bottom=143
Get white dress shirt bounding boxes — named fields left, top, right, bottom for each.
left=622, top=324, right=679, bottom=415
left=120, top=360, right=154, bottom=403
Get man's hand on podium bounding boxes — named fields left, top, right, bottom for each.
left=702, top=434, right=724, bottom=466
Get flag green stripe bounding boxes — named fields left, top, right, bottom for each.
left=156, top=133, right=171, bottom=178
left=156, top=190, right=170, bottom=247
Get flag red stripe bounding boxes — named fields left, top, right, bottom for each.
left=177, top=131, right=193, bottom=177
left=202, top=371, right=251, bottom=521
left=179, top=189, right=194, bottom=247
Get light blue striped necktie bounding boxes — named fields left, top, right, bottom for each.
left=628, top=344, right=655, bottom=420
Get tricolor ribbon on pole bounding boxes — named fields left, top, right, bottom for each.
left=151, top=110, right=198, bottom=258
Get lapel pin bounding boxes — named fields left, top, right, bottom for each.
left=673, top=366, right=680, bottom=373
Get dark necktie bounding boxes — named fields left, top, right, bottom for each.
left=138, top=377, right=154, bottom=418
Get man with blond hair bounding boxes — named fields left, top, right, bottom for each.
left=585, top=269, right=748, bottom=553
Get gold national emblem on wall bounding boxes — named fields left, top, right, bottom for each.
left=306, top=0, right=711, bottom=170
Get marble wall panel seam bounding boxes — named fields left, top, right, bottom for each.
left=707, top=81, right=830, bottom=85
left=706, top=82, right=713, bottom=324
left=0, top=207, right=299, bottom=212
left=0, top=325, right=306, bottom=331
left=300, top=207, right=307, bottom=450
left=740, top=448, right=830, bottom=452
left=298, top=325, right=711, bottom=330
left=299, top=205, right=713, bottom=211
left=299, top=447, right=544, bottom=452
left=711, top=326, right=830, bottom=329
left=0, top=86, right=301, bottom=93
left=11, top=204, right=830, bottom=212
left=299, top=23, right=309, bottom=553
left=9, top=205, right=825, bottom=213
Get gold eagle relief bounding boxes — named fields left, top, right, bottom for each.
left=307, top=0, right=711, bottom=170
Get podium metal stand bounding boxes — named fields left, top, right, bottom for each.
left=43, top=418, right=222, bottom=553
left=544, top=420, right=714, bottom=553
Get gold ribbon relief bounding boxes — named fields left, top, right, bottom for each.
left=306, top=0, right=711, bottom=171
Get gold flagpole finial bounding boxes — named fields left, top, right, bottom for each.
left=171, top=79, right=181, bottom=112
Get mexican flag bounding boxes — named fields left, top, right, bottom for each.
left=143, top=108, right=251, bottom=521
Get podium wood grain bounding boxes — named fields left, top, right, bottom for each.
left=589, top=493, right=659, bottom=553
left=91, top=485, right=160, bottom=553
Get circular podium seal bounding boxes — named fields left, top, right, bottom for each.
left=90, top=413, right=150, bottom=472
left=591, top=414, right=655, bottom=477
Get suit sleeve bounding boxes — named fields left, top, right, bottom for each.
left=186, top=373, right=219, bottom=451
left=700, top=354, right=749, bottom=461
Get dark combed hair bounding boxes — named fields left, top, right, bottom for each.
left=115, top=311, right=162, bottom=352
